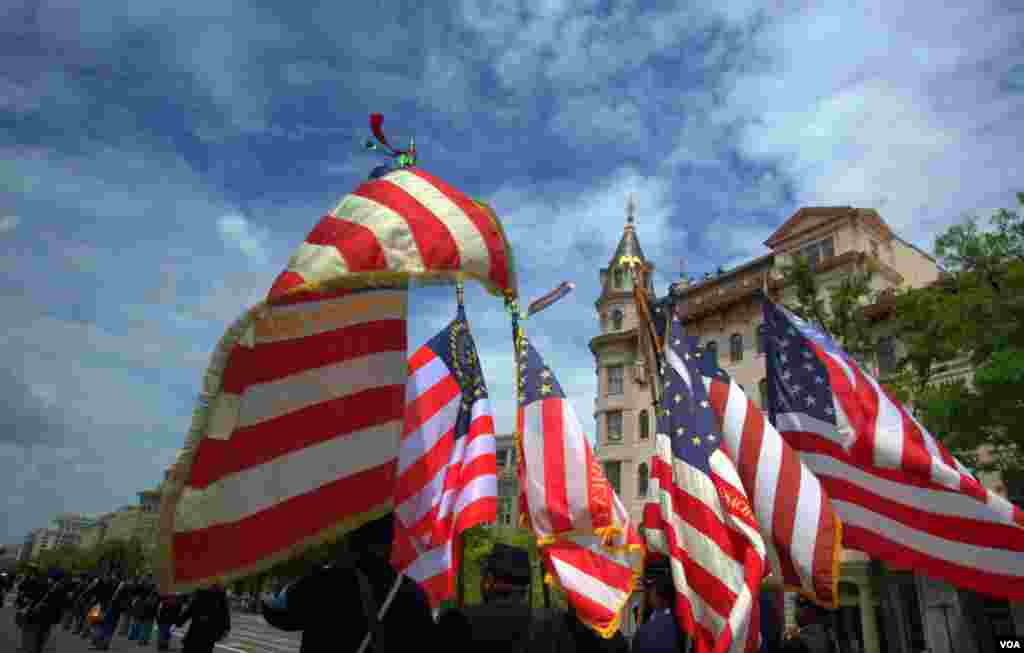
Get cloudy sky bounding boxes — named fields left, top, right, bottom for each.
left=3, top=0, right=1022, bottom=543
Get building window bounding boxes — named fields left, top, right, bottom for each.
left=496, top=448, right=509, bottom=468
left=877, top=336, right=897, bottom=376
left=705, top=341, right=718, bottom=368
left=607, top=365, right=624, bottom=395
left=638, top=409, right=650, bottom=440
left=756, top=324, right=767, bottom=354
left=613, top=268, right=624, bottom=289
left=637, top=463, right=649, bottom=498
left=730, top=334, right=743, bottom=363
left=796, top=237, right=835, bottom=268
left=871, top=241, right=880, bottom=258
left=611, top=309, right=624, bottom=331
left=821, top=237, right=834, bottom=259
left=600, top=313, right=608, bottom=332
left=606, top=411, right=623, bottom=443
left=759, top=379, right=769, bottom=408
left=603, top=461, right=622, bottom=496
left=498, top=498, right=513, bottom=526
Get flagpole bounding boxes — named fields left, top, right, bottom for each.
left=455, top=277, right=467, bottom=610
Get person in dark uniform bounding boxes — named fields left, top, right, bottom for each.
left=632, top=558, right=689, bottom=653
left=437, top=543, right=538, bottom=653
left=781, top=596, right=836, bottom=653
left=176, top=584, right=230, bottom=653
left=155, top=593, right=183, bottom=651
left=439, top=543, right=630, bottom=653
left=262, top=514, right=436, bottom=653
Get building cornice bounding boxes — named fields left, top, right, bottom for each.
left=595, top=286, right=649, bottom=309
left=588, top=329, right=639, bottom=356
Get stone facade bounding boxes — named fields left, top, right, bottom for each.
left=494, top=433, right=520, bottom=528
left=590, top=202, right=1021, bottom=652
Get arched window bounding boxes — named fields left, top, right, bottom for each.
left=759, top=378, right=769, bottom=408
left=730, top=334, right=743, bottom=363
left=705, top=340, right=718, bottom=367
left=611, top=309, right=624, bottom=331
left=637, top=463, right=649, bottom=498
left=613, top=268, right=624, bottom=289
left=638, top=410, right=650, bottom=440
left=756, top=324, right=767, bottom=354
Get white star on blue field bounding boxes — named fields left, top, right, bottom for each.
left=2, top=0, right=1022, bottom=542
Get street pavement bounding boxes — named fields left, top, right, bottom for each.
left=0, top=604, right=301, bottom=653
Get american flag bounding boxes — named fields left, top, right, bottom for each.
left=634, top=287, right=840, bottom=607
left=391, top=307, right=498, bottom=606
left=160, top=286, right=408, bottom=592
left=763, top=299, right=1024, bottom=600
left=266, top=167, right=517, bottom=302
left=642, top=315, right=766, bottom=653
left=692, top=344, right=842, bottom=608
left=517, top=336, right=644, bottom=637
left=160, top=165, right=517, bottom=594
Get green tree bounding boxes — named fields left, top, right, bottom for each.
left=889, top=194, right=1024, bottom=472
left=777, top=253, right=878, bottom=365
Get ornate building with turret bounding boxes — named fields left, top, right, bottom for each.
left=591, top=200, right=1023, bottom=653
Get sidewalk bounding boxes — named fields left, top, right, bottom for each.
left=0, top=606, right=178, bottom=653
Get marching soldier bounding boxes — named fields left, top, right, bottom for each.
left=632, top=558, right=690, bottom=653
left=262, top=514, right=436, bottom=652
left=438, top=542, right=629, bottom=653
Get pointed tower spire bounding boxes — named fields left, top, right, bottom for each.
left=611, top=196, right=646, bottom=268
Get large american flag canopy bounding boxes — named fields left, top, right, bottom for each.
left=267, top=167, right=517, bottom=301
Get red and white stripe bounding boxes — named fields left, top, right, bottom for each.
left=519, top=395, right=613, bottom=539
left=644, top=434, right=766, bottom=653
left=162, top=287, right=407, bottom=592
left=268, top=167, right=516, bottom=301
left=703, top=374, right=841, bottom=607
left=391, top=337, right=497, bottom=606
left=781, top=336, right=1024, bottom=600
left=517, top=341, right=643, bottom=637
left=643, top=349, right=767, bottom=653
left=542, top=492, right=645, bottom=637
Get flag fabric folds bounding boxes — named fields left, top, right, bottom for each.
left=634, top=285, right=840, bottom=608
left=642, top=316, right=766, bottom=653
left=692, top=346, right=842, bottom=608
left=267, top=167, right=517, bottom=301
left=159, top=287, right=408, bottom=593
left=516, top=335, right=644, bottom=638
left=391, top=308, right=498, bottom=606
left=762, top=299, right=1024, bottom=600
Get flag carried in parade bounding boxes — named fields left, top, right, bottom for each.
left=159, top=286, right=408, bottom=592
left=634, top=285, right=842, bottom=609
left=391, top=304, right=498, bottom=607
left=516, top=334, right=644, bottom=638
left=762, top=299, right=1024, bottom=600
left=694, top=346, right=842, bottom=608
left=642, top=315, right=767, bottom=653
left=158, top=114, right=518, bottom=594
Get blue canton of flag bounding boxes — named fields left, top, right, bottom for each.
left=518, top=340, right=567, bottom=406
left=643, top=314, right=766, bottom=653
left=424, top=306, right=490, bottom=439
left=659, top=327, right=722, bottom=476
left=761, top=302, right=837, bottom=431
